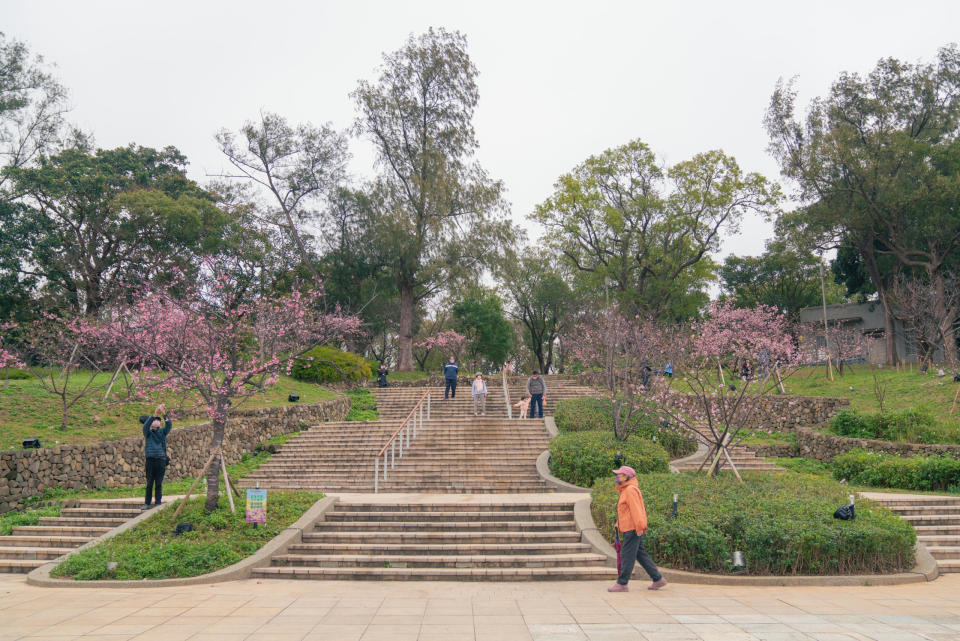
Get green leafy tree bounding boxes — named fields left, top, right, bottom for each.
left=452, top=290, right=513, bottom=370
left=719, top=240, right=845, bottom=323
left=352, top=28, right=515, bottom=370
left=503, top=251, right=577, bottom=373
left=766, top=45, right=960, bottom=365
left=532, top=139, right=780, bottom=321
left=5, top=143, right=231, bottom=316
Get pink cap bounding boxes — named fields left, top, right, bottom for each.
left=612, top=466, right=636, bottom=477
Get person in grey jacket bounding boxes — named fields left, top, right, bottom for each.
left=142, top=403, right=172, bottom=510
left=526, top=371, right=546, bottom=418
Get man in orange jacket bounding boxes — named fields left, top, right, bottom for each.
left=609, top=465, right=666, bottom=591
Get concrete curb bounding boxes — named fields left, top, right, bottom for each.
left=570, top=487, right=937, bottom=587
left=27, top=496, right=338, bottom=588
left=537, top=418, right=590, bottom=493
left=669, top=440, right=709, bottom=473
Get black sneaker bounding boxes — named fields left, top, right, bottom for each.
left=141, top=504, right=151, bottom=510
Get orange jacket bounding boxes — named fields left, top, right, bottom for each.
left=615, top=477, right=648, bottom=534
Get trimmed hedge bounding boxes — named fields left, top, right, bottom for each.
left=591, top=472, right=915, bottom=576
left=290, top=346, right=372, bottom=384
left=828, top=407, right=956, bottom=444
left=548, top=430, right=669, bottom=487
left=554, top=397, right=696, bottom=459
left=833, top=449, right=960, bottom=492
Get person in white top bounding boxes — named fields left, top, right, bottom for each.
left=471, top=373, right=488, bottom=415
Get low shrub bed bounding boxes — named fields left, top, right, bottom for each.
left=833, top=449, right=960, bottom=492
left=291, top=345, right=372, bottom=384
left=554, top=398, right=696, bottom=458
left=828, top=407, right=957, bottom=444
left=548, top=430, right=669, bottom=487
left=50, top=490, right=324, bottom=580
left=591, top=472, right=915, bottom=576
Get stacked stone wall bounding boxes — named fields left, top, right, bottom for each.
left=793, top=427, right=960, bottom=462
left=0, top=396, right=349, bottom=514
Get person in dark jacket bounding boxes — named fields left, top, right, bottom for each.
left=525, top=371, right=546, bottom=418
left=443, top=356, right=459, bottom=399
left=142, top=403, right=172, bottom=510
left=377, top=363, right=389, bottom=388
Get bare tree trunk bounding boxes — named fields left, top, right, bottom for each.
left=859, top=240, right=899, bottom=366
left=205, top=400, right=230, bottom=512
left=934, top=273, right=959, bottom=368
left=397, top=282, right=415, bottom=371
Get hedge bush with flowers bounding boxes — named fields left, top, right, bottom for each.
left=591, top=471, right=915, bottom=576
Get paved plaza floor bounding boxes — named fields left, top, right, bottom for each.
left=3, top=573, right=960, bottom=641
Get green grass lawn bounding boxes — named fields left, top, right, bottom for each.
left=0, top=373, right=336, bottom=449
left=784, top=365, right=959, bottom=413
left=50, top=490, right=324, bottom=580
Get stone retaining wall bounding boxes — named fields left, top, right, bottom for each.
left=794, top=426, right=960, bottom=462
left=0, top=396, right=349, bottom=514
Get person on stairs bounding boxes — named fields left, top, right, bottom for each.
left=525, top=371, right=546, bottom=418
left=142, top=403, right=172, bottom=510
left=443, top=356, right=459, bottom=399
left=472, top=373, right=488, bottom=415
left=513, top=394, right=531, bottom=419
left=377, top=363, right=389, bottom=387
left=608, top=465, right=666, bottom=592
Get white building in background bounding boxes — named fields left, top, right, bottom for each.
left=798, top=301, right=944, bottom=365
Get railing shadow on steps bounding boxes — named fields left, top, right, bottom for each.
left=373, top=389, right=431, bottom=493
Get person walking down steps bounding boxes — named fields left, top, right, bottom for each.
left=472, top=373, right=488, bottom=415
left=142, top=404, right=172, bottom=510
left=608, top=465, right=667, bottom=592
left=443, top=356, right=459, bottom=399
left=526, top=371, right=546, bottom=418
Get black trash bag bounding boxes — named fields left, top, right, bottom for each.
left=833, top=504, right=855, bottom=520
left=174, top=522, right=194, bottom=536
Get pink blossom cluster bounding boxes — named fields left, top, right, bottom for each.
left=0, top=322, right=23, bottom=371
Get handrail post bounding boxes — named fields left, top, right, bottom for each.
left=427, top=392, right=431, bottom=419
left=417, top=404, right=422, bottom=436
left=503, top=369, right=512, bottom=419
left=374, top=457, right=379, bottom=493
left=391, top=440, right=395, bottom=467
left=399, top=422, right=404, bottom=457
left=406, top=420, right=410, bottom=448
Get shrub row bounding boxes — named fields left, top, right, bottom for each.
left=591, top=472, right=915, bottom=576
left=290, top=346, right=372, bottom=384
left=828, top=407, right=957, bottom=444
left=548, top=430, right=669, bottom=487
left=833, top=449, right=960, bottom=492
left=554, top=398, right=696, bottom=458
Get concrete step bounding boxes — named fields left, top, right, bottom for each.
left=335, top=503, right=575, bottom=512
left=934, top=559, right=960, bottom=573
left=303, top=531, right=580, bottom=544
left=272, top=553, right=607, bottom=568
left=252, top=565, right=614, bottom=581
left=38, top=517, right=128, bottom=527
left=325, top=510, right=574, bottom=522
left=12, top=525, right=111, bottom=537
left=313, top=520, right=577, bottom=532
left=0, top=535, right=90, bottom=548
left=60, top=507, right=142, bottom=518
left=924, top=546, right=960, bottom=559
left=0, top=546, right=75, bottom=560
left=286, top=542, right=593, bottom=555
left=0, top=559, right=48, bottom=574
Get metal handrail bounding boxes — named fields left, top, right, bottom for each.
left=502, top=368, right=512, bottom=419
left=374, top=389, right=431, bottom=493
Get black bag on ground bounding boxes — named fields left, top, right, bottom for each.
left=833, top=504, right=855, bottom=520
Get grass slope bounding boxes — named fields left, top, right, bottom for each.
left=0, top=373, right=335, bottom=449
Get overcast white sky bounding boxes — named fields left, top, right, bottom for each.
left=5, top=0, right=960, bottom=260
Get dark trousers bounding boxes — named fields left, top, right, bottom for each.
left=444, top=378, right=457, bottom=398
left=145, top=457, right=166, bottom=505
left=529, top=393, right=543, bottom=418
left=617, top=529, right=662, bottom=584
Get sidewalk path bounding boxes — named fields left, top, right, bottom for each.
left=3, top=573, right=960, bottom=640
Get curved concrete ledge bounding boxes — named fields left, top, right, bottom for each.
left=571, top=487, right=937, bottom=586
left=28, top=496, right=338, bottom=588
left=536, top=450, right=591, bottom=493
left=669, top=440, right=709, bottom=473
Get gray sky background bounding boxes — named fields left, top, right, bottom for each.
left=4, top=0, right=960, bottom=261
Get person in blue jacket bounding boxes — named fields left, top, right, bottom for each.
left=443, top=356, right=459, bottom=399
left=142, top=403, right=172, bottom=510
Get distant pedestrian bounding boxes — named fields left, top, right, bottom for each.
left=664, top=362, right=673, bottom=379
left=142, top=403, right=172, bottom=510
left=377, top=363, right=389, bottom=388
left=608, top=465, right=666, bottom=592
left=526, top=371, right=546, bottom=418
left=640, top=364, right=652, bottom=388
left=513, top=394, right=531, bottom=419
left=443, top=356, right=459, bottom=399
left=472, top=373, right=488, bottom=415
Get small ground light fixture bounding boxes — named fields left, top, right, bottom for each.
left=732, top=551, right=745, bottom=570
left=848, top=494, right=855, bottom=506
left=672, top=494, right=678, bottom=519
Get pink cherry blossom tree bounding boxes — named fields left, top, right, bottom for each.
left=85, top=259, right=360, bottom=511
left=659, top=300, right=800, bottom=479
left=414, top=330, right=470, bottom=371
left=568, top=308, right=669, bottom=441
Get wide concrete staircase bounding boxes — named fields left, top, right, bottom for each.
left=252, top=500, right=611, bottom=581
left=672, top=444, right=786, bottom=473
left=864, top=493, right=960, bottom=573
left=0, top=498, right=143, bottom=573
left=373, top=379, right=595, bottom=420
